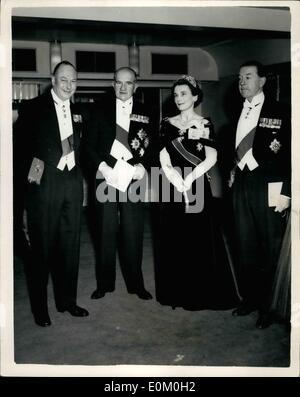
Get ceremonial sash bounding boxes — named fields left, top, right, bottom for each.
left=97, top=123, right=133, bottom=179
left=57, top=133, right=75, bottom=171
left=116, top=124, right=131, bottom=153
left=61, top=135, right=74, bottom=156
left=235, top=126, right=256, bottom=163
left=171, top=138, right=202, bottom=167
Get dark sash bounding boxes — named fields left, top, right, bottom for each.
left=61, top=135, right=74, bottom=156
left=172, top=138, right=202, bottom=167
left=116, top=123, right=131, bottom=153
left=96, top=124, right=132, bottom=179
left=236, top=126, right=256, bottom=162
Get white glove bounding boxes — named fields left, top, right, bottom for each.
left=133, top=164, right=146, bottom=180
left=164, top=166, right=186, bottom=192
left=98, top=162, right=117, bottom=185
left=184, top=172, right=195, bottom=191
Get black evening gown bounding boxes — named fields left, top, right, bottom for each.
left=154, top=118, right=240, bottom=310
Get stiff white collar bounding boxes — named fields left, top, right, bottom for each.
left=51, top=89, right=70, bottom=107
left=117, top=98, right=133, bottom=109
left=244, top=91, right=264, bottom=108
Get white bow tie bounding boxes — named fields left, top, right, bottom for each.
left=243, top=101, right=261, bottom=110
left=119, top=104, right=131, bottom=117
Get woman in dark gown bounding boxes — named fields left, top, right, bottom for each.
left=155, top=75, right=240, bottom=311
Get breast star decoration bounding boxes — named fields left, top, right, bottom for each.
left=196, top=142, right=203, bottom=152
left=269, top=138, right=281, bottom=153
left=131, top=138, right=140, bottom=150
left=130, top=128, right=149, bottom=157
left=137, top=129, right=147, bottom=140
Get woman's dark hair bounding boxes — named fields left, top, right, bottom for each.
left=172, top=75, right=203, bottom=107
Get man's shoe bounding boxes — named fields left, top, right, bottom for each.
left=60, top=305, right=89, bottom=317
left=91, top=289, right=106, bottom=299
left=135, top=290, right=153, bottom=300
left=256, top=313, right=273, bottom=329
left=34, top=314, right=51, bottom=327
left=232, top=306, right=255, bottom=316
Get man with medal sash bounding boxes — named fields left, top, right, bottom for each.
left=227, top=61, right=291, bottom=329
left=83, top=67, right=153, bottom=301
left=14, top=61, right=89, bottom=326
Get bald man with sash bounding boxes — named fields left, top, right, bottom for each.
left=83, top=67, right=153, bottom=301
left=15, top=61, right=89, bottom=327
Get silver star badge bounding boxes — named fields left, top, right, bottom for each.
left=196, top=142, right=203, bottom=151
left=269, top=139, right=281, bottom=153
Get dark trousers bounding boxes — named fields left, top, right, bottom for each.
left=232, top=167, right=287, bottom=313
left=26, top=165, right=83, bottom=317
left=94, top=180, right=145, bottom=293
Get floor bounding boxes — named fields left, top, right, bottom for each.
left=12, top=208, right=291, bottom=375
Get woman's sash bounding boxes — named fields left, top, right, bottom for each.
left=171, top=138, right=202, bottom=167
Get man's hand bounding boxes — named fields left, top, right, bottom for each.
left=274, top=194, right=291, bottom=213
left=133, top=164, right=146, bottom=180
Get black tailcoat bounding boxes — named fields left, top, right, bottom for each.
left=82, top=93, right=155, bottom=293
left=224, top=96, right=291, bottom=312
left=14, top=92, right=84, bottom=318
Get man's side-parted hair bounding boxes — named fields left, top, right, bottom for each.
left=240, top=60, right=266, bottom=78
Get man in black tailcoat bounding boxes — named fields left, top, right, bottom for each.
left=83, top=67, right=153, bottom=301
left=14, top=61, right=89, bottom=326
left=226, top=61, right=291, bottom=329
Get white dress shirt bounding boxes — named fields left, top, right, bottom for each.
left=110, top=98, right=133, bottom=161
left=98, top=98, right=134, bottom=172
left=116, top=98, right=133, bottom=132
left=51, top=89, right=75, bottom=170
left=236, top=91, right=265, bottom=171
